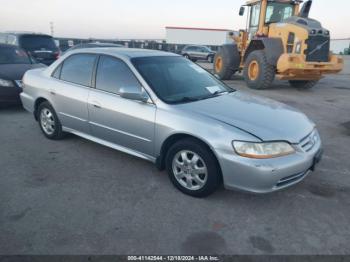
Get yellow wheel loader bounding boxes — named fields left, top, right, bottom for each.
left=214, top=0, right=344, bottom=89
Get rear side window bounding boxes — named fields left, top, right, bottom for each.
left=60, top=54, right=96, bottom=86
left=0, top=46, right=31, bottom=64
left=95, top=55, right=141, bottom=94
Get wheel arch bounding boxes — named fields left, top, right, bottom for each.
left=156, top=133, right=222, bottom=177
left=34, top=97, right=50, bottom=120
left=243, top=38, right=284, bottom=66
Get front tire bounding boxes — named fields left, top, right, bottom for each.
left=214, top=44, right=240, bottom=80
left=165, top=138, right=222, bottom=198
left=289, top=80, right=319, bottom=89
left=38, top=101, right=64, bottom=140
left=243, top=50, right=275, bottom=89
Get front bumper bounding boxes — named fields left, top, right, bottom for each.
left=0, top=85, right=22, bottom=105
left=276, top=54, right=344, bottom=80
left=216, top=138, right=323, bottom=194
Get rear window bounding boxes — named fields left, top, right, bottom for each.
left=0, top=46, right=31, bottom=64
left=19, top=35, right=57, bottom=51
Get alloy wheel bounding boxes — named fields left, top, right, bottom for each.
left=172, top=150, right=208, bottom=191
left=40, top=108, right=55, bottom=135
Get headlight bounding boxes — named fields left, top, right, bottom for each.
left=232, top=141, right=295, bottom=159
left=310, top=29, right=317, bottom=35
left=0, top=78, right=15, bottom=87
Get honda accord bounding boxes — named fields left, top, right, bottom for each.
left=20, top=48, right=323, bottom=197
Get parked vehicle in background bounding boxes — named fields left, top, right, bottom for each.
left=21, top=48, right=322, bottom=197
left=64, top=42, right=124, bottom=54
left=181, top=45, right=216, bottom=63
left=0, top=44, right=46, bottom=106
left=0, top=32, right=60, bottom=65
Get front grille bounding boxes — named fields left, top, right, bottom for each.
left=299, top=130, right=319, bottom=152
left=305, top=35, right=330, bottom=62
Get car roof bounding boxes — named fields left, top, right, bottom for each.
left=67, top=48, right=180, bottom=59
left=84, top=43, right=123, bottom=47
left=1, top=32, right=52, bottom=37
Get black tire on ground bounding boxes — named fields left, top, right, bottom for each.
left=243, top=50, right=275, bottom=90
left=165, top=138, right=222, bottom=198
left=213, top=44, right=240, bottom=80
left=37, top=101, right=64, bottom=140
left=289, top=80, right=319, bottom=89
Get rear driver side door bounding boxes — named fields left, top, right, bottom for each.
left=51, top=53, right=97, bottom=134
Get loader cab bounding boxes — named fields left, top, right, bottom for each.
left=240, top=0, right=299, bottom=39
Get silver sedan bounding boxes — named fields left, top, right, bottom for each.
left=20, top=48, right=323, bottom=197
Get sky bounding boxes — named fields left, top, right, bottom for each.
left=0, top=0, right=349, bottom=40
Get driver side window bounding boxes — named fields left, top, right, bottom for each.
left=249, top=4, right=261, bottom=38
left=250, top=4, right=261, bottom=28
left=95, top=55, right=142, bottom=95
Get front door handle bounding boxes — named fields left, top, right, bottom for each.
left=91, top=101, right=102, bottom=109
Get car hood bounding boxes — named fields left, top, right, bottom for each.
left=0, top=64, right=46, bottom=80
left=177, top=91, right=314, bottom=143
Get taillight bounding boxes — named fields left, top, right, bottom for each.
left=54, top=51, right=61, bottom=60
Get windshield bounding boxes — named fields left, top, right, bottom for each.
left=131, top=56, right=233, bottom=104
left=265, top=2, right=294, bottom=24
left=202, top=46, right=211, bottom=52
left=0, top=46, right=31, bottom=64
left=19, top=35, right=57, bottom=51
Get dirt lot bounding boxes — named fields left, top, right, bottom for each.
left=0, top=57, right=349, bottom=255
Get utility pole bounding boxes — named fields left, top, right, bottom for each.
left=50, top=21, right=54, bottom=36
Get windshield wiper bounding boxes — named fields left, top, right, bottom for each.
left=172, top=96, right=201, bottom=104
left=212, top=90, right=228, bottom=96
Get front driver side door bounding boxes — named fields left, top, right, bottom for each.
left=88, top=55, right=156, bottom=158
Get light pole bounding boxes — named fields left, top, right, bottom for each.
left=50, top=22, right=54, bottom=36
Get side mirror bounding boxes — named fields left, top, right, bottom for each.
left=239, top=6, right=245, bottom=16
left=119, top=87, right=149, bottom=103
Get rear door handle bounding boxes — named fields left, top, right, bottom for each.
left=49, top=89, right=56, bottom=95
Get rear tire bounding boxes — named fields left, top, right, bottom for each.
left=165, top=138, right=221, bottom=198
left=38, top=101, right=64, bottom=140
left=289, top=80, right=319, bottom=89
left=243, top=50, right=275, bottom=90
left=214, top=44, right=240, bottom=80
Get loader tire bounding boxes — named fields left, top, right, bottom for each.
left=289, top=80, right=319, bottom=89
left=244, top=50, right=275, bottom=90
left=214, top=44, right=240, bottom=80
